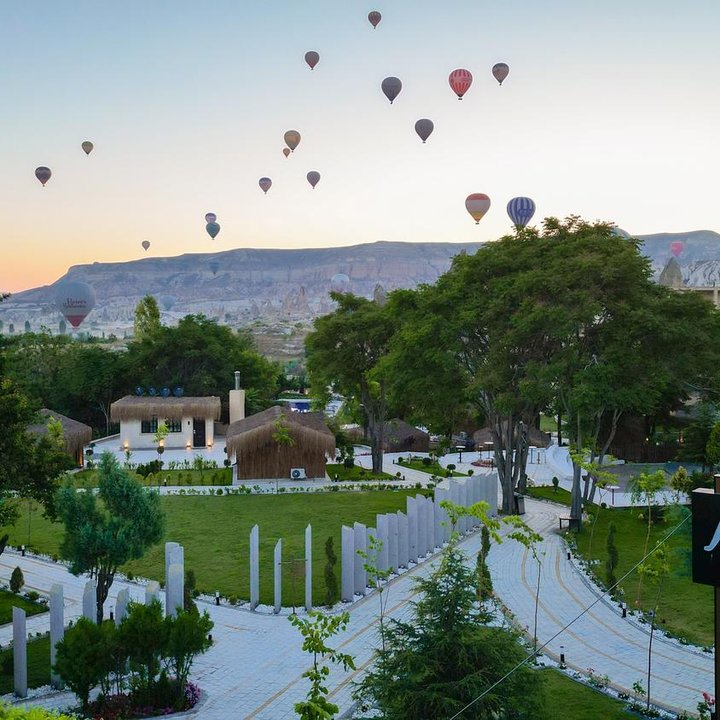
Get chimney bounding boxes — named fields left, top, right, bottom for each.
left=229, top=371, right=246, bottom=424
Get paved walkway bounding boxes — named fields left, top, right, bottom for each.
left=1, top=495, right=710, bottom=718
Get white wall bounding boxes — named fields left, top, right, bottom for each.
left=119, top=415, right=215, bottom=450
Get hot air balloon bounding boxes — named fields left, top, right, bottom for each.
left=205, top=212, right=217, bottom=224
left=141, top=240, right=151, bottom=251
left=415, top=119, right=434, bottom=143
left=209, top=259, right=220, bottom=276
left=449, top=69, right=473, bottom=99
left=465, top=193, right=491, bottom=224
left=284, top=130, right=301, bottom=152
left=35, top=167, right=52, bottom=186
left=305, top=51, right=319, bottom=70
left=81, top=141, right=94, bottom=155
left=368, top=10, right=381, bottom=28
left=330, top=273, right=350, bottom=293
left=671, top=241, right=685, bottom=258
left=259, top=177, right=272, bottom=194
left=160, top=295, right=176, bottom=311
left=307, top=171, right=321, bottom=189
left=492, top=63, right=510, bottom=85
left=506, top=197, right=536, bottom=228
left=206, top=222, right=221, bottom=239
left=54, top=281, right=96, bottom=328
left=283, top=148, right=291, bottom=158
left=381, top=76, right=402, bottom=104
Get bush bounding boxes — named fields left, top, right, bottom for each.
left=467, top=469, right=474, bottom=476
left=343, top=457, right=354, bottom=469
left=0, top=703, right=78, bottom=719
left=421, top=457, right=433, bottom=467
left=26, top=590, right=40, bottom=602
left=10, top=566, right=24, bottom=594
left=324, top=536, right=339, bottom=606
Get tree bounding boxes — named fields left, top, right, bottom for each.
left=355, top=539, right=544, bottom=718
left=118, top=599, right=166, bottom=694
left=324, top=536, right=338, bottom=607
left=56, top=452, right=165, bottom=623
left=133, top=295, right=162, bottom=340
left=306, top=293, right=398, bottom=474
left=289, top=610, right=355, bottom=720
left=606, top=522, right=619, bottom=589
left=164, top=607, right=213, bottom=695
left=475, top=525, right=493, bottom=601
left=9, top=566, right=23, bottom=594
left=706, top=420, right=720, bottom=470
left=670, top=466, right=692, bottom=503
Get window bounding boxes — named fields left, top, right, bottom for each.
left=141, top=417, right=158, bottom=434
left=166, top=419, right=182, bottom=433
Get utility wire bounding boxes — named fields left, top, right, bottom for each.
left=447, top=512, right=692, bottom=720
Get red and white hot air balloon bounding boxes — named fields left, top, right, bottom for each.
left=465, top=194, right=491, bottom=224
left=449, top=68, right=473, bottom=99
left=55, top=281, right=96, bottom=328
left=670, top=241, right=685, bottom=258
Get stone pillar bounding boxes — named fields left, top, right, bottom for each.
left=387, top=513, right=399, bottom=571
left=434, top=486, right=449, bottom=546
left=145, top=580, right=160, bottom=605
left=375, top=514, right=389, bottom=572
left=305, top=524, right=312, bottom=611
left=167, top=563, right=184, bottom=617
left=415, top=495, right=427, bottom=559
left=353, top=522, right=367, bottom=595
left=459, top=479, right=470, bottom=532
left=424, top=497, right=434, bottom=554
left=13, top=607, right=26, bottom=698
left=397, top=511, right=409, bottom=568
left=49, top=584, right=64, bottom=689
left=274, top=539, right=282, bottom=614
left=341, top=526, right=354, bottom=602
left=250, top=524, right=260, bottom=610
left=406, top=497, right=418, bottom=563
left=165, top=541, right=180, bottom=592
left=115, top=588, right=129, bottom=625
left=83, top=579, right=96, bottom=621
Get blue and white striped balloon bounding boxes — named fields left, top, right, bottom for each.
left=507, top=196, right=536, bottom=228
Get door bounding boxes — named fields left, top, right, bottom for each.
left=192, top=418, right=206, bottom=448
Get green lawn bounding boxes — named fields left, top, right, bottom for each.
left=0, top=635, right=50, bottom=694
left=69, top=468, right=232, bottom=488
left=325, top=463, right=395, bottom=482
left=573, top=506, right=710, bottom=646
left=539, top=415, right=560, bottom=434
left=525, top=485, right=572, bottom=506
left=396, top=459, right=469, bottom=478
left=7, top=490, right=418, bottom=607
left=540, top=668, right=635, bottom=719
left=0, top=590, right=48, bottom=626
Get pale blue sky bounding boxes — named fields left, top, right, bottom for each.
left=2, top=1, right=718, bottom=291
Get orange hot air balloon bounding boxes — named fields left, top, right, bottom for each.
left=305, top=51, right=319, bottom=70
left=368, top=10, right=381, bottom=28
left=283, top=148, right=291, bottom=158
left=492, top=62, right=510, bottom=85
left=465, top=193, right=491, bottom=224
left=449, top=68, right=473, bottom=99
left=81, top=141, right=94, bottom=155
left=284, top=130, right=301, bottom=152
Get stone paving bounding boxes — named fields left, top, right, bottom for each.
left=0, top=477, right=710, bottom=718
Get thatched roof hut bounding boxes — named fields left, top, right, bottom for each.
left=27, top=409, right=92, bottom=464
left=110, top=396, right=221, bottom=422
left=473, top=425, right=551, bottom=449
left=226, top=406, right=335, bottom=480
left=345, top=419, right=429, bottom=453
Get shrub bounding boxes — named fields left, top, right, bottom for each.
left=343, top=458, right=354, bottom=469
left=0, top=703, right=78, bottom=719
left=421, top=457, right=433, bottom=467
left=467, top=469, right=474, bottom=476
left=10, top=566, right=24, bottom=594
left=447, top=464, right=456, bottom=473
left=324, top=536, right=339, bottom=606
left=552, top=477, right=559, bottom=492
left=26, top=590, right=40, bottom=602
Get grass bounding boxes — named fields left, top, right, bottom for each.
left=0, top=590, right=48, bottom=626
left=69, top=468, right=232, bottom=488
left=525, top=485, right=572, bottom=506
left=539, top=668, right=636, bottom=719
left=0, top=635, right=50, bottom=694
left=325, top=463, right=395, bottom=482
left=7, top=490, right=420, bottom=608
left=396, top=459, right=468, bottom=478
left=573, top=505, right=711, bottom=646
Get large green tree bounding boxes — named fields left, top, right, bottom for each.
left=306, top=293, right=398, bottom=473
left=133, top=295, right=162, bottom=341
left=56, top=452, right=165, bottom=623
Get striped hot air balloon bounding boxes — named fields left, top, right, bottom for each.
left=506, top=197, right=536, bottom=228
left=449, top=68, right=473, bottom=99
left=465, top=194, right=491, bottom=224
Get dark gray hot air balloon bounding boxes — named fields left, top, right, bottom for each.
left=381, top=77, right=402, bottom=104
left=414, top=119, right=434, bottom=143
left=35, top=167, right=52, bottom=186
left=206, top=222, right=221, bottom=239
left=54, top=280, right=96, bottom=328
left=141, top=240, right=151, bottom=251
left=368, top=10, right=381, bottom=28
left=305, top=51, right=319, bottom=70
left=259, top=177, right=273, bottom=194
left=307, top=171, right=321, bottom=189
left=81, top=141, right=94, bottom=155
left=492, top=62, right=510, bottom=85
left=284, top=130, right=301, bottom=152
left=205, top=212, right=217, bottom=224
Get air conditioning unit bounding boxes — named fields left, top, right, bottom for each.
left=290, top=467, right=306, bottom=480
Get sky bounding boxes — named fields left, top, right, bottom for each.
left=1, top=0, right=719, bottom=293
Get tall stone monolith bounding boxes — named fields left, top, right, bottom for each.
left=341, top=525, right=354, bottom=602
left=274, top=539, right=282, bottom=614
left=397, top=511, right=409, bottom=569
left=250, top=524, right=260, bottom=610
left=305, top=524, right=312, bottom=611
left=83, top=579, right=96, bottom=621
left=50, top=584, right=64, bottom=688
left=13, top=607, right=26, bottom=697
left=353, top=522, right=367, bottom=595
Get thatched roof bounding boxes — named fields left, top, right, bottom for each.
left=473, top=425, right=551, bottom=449
left=27, top=409, right=92, bottom=455
left=384, top=419, right=428, bottom=444
left=110, top=395, right=221, bottom=422
left=226, top=406, right=335, bottom=463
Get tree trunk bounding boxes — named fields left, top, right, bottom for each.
left=570, top=462, right=584, bottom=531
left=96, top=567, right=115, bottom=624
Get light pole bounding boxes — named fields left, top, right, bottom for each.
left=455, top=445, right=464, bottom=464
